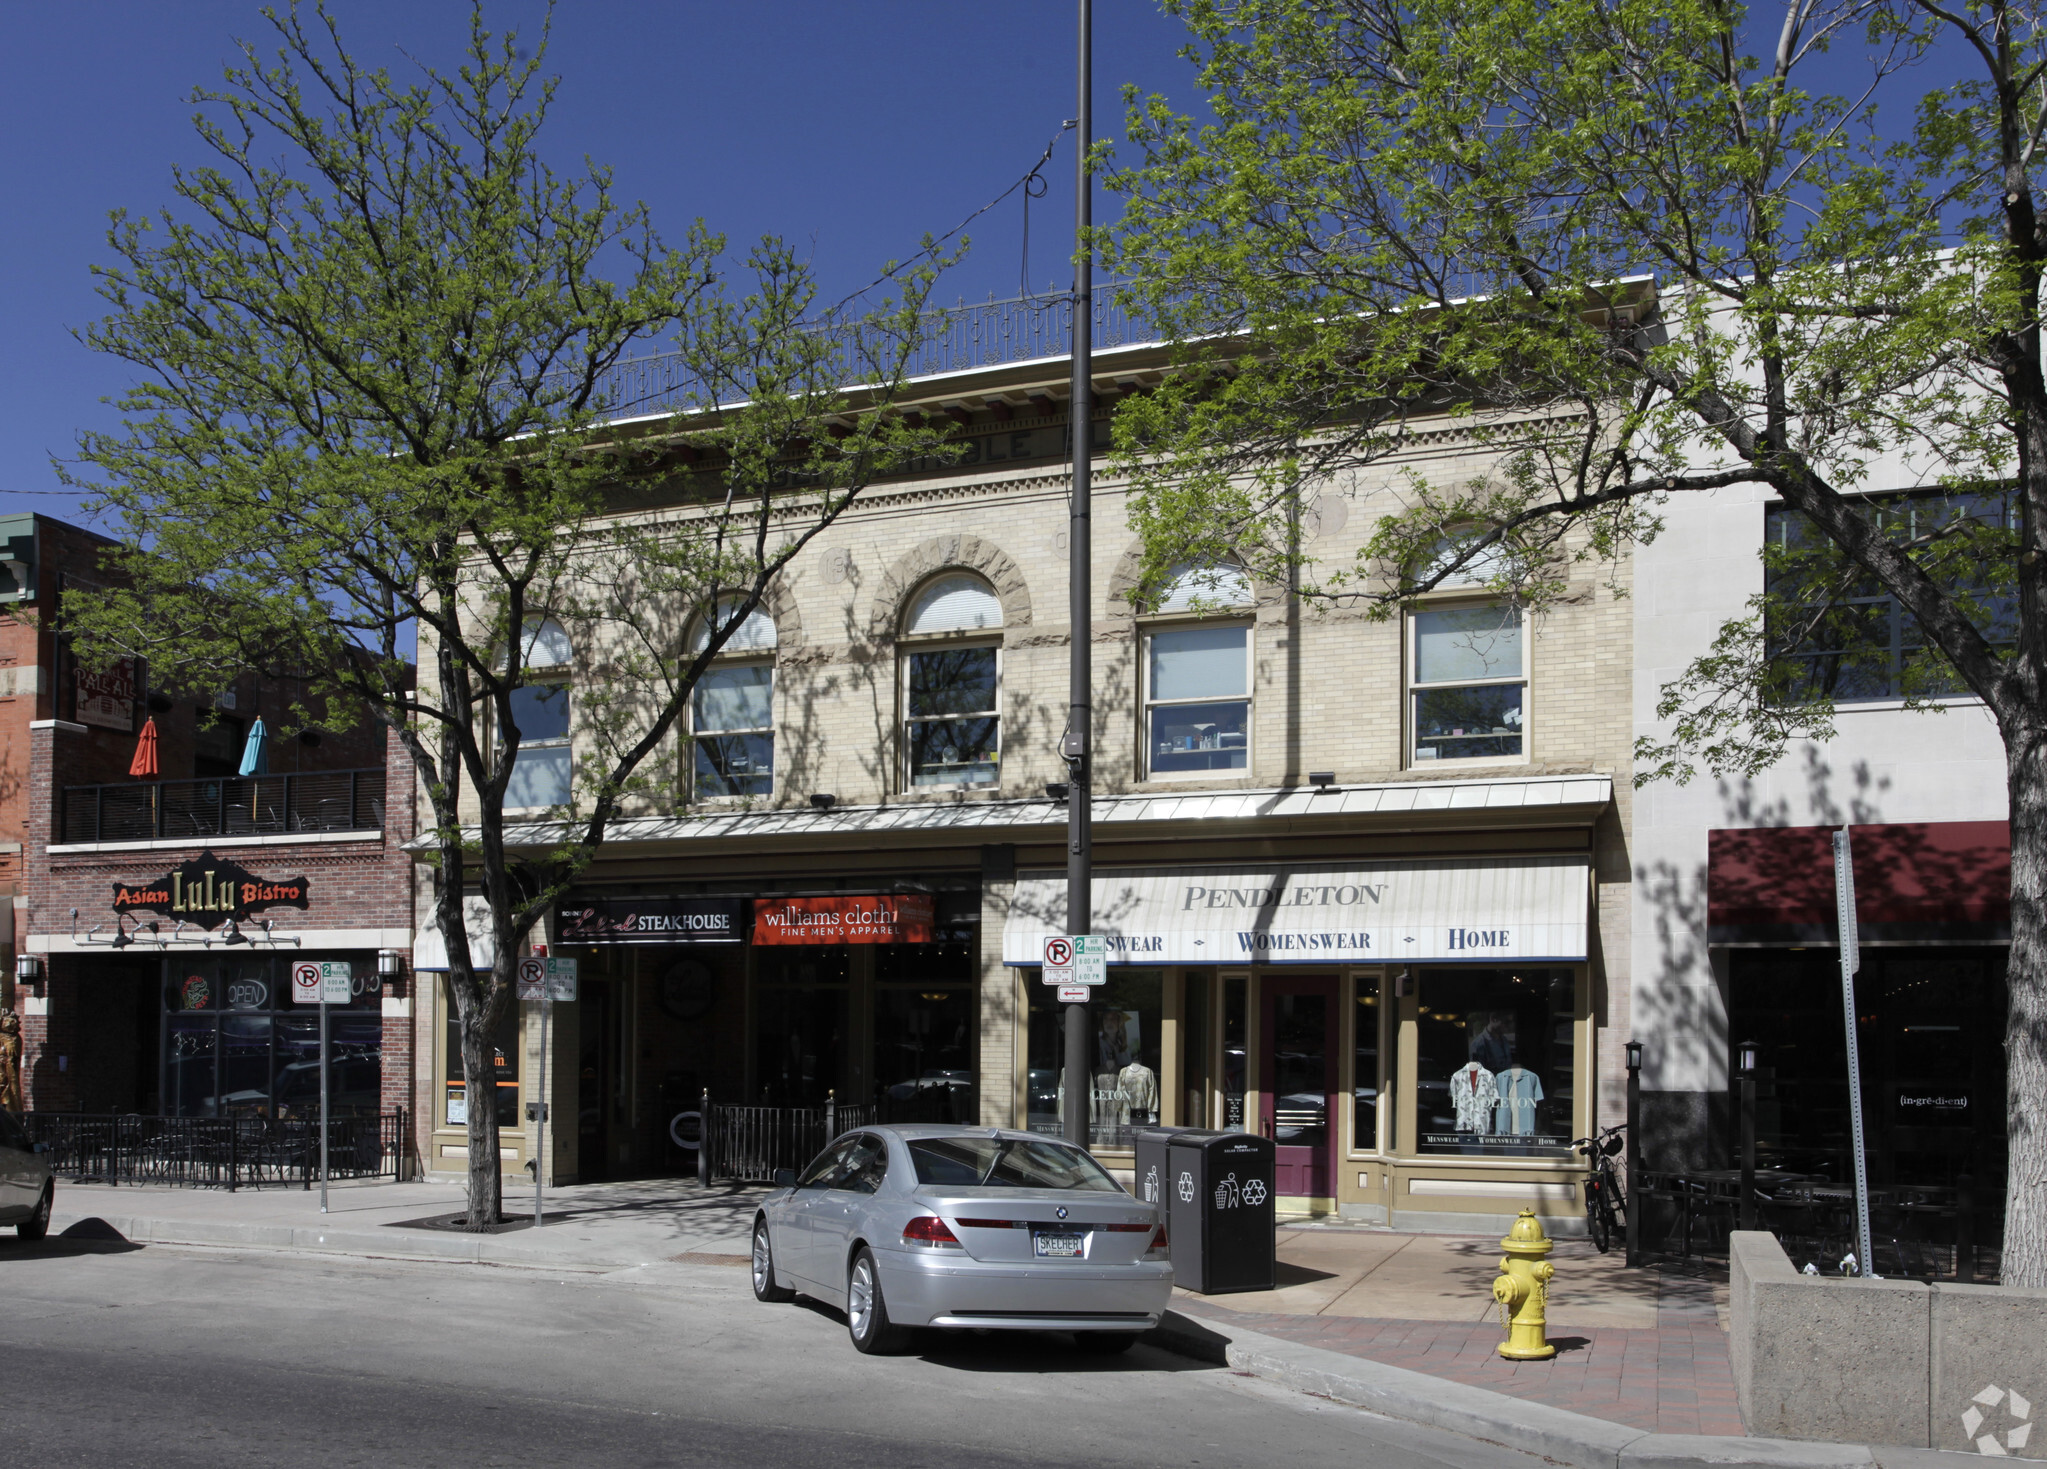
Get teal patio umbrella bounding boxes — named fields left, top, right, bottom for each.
left=237, top=717, right=269, bottom=776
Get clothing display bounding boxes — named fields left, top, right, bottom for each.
left=1494, top=1067, right=1544, bottom=1135
left=1117, top=1062, right=1159, bottom=1121
left=1450, top=1062, right=1499, bottom=1133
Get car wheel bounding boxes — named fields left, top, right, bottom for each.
left=1072, top=1331, right=1139, bottom=1355
left=18, top=1182, right=51, bottom=1242
left=846, top=1246, right=905, bottom=1355
left=752, top=1219, right=794, bottom=1303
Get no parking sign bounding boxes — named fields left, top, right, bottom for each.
left=292, top=961, right=352, bottom=1004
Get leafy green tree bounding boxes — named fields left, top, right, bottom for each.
left=64, top=3, right=954, bottom=1226
left=1104, top=0, right=2047, bottom=1281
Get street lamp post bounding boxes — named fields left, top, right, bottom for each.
left=1061, top=0, right=1094, bottom=1151
left=1738, top=1039, right=1759, bottom=1233
left=1624, top=1039, right=1643, bottom=1267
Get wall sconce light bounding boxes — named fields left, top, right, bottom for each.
left=14, top=952, right=42, bottom=986
left=1737, top=1039, right=1759, bottom=1076
left=809, top=793, right=837, bottom=811
left=378, top=949, right=405, bottom=979
left=1625, top=1039, right=1643, bottom=1073
left=1307, top=771, right=1336, bottom=790
left=221, top=918, right=248, bottom=947
left=1044, top=782, right=1070, bottom=803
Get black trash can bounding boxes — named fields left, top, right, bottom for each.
left=1162, top=1130, right=1277, bottom=1294
left=1133, top=1127, right=1205, bottom=1213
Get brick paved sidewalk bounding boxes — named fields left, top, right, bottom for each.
left=1178, top=1299, right=1743, bottom=1437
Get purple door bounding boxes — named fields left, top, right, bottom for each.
left=1260, top=976, right=1337, bottom=1198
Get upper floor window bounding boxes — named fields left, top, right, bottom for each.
left=689, top=598, right=776, bottom=798
left=1143, top=563, right=1252, bottom=778
left=1763, top=491, right=2016, bottom=703
left=902, top=573, right=1001, bottom=789
left=507, top=618, right=572, bottom=807
left=1409, top=604, right=1525, bottom=763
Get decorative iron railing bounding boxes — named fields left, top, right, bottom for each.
left=60, top=768, right=386, bottom=844
left=699, top=1089, right=970, bottom=1183
left=24, top=1110, right=408, bottom=1190
left=558, top=290, right=1157, bottom=425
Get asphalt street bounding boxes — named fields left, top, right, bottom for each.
left=0, top=1230, right=1553, bottom=1469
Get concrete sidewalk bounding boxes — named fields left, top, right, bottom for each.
left=39, top=1180, right=1989, bottom=1468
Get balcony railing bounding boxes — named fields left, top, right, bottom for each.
left=60, top=768, right=387, bottom=845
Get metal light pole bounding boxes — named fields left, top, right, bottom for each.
left=1737, top=1039, right=1758, bottom=1232
left=1832, top=827, right=1876, bottom=1275
left=1061, top=0, right=1094, bottom=1151
left=1624, top=1039, right=1642, bottom=1267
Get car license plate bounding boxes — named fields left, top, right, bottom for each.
left=1033, top=1230, right=1085, bottom=1258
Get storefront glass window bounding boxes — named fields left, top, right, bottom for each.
left=1415, top=967, right=1574, bottom=1157
left=754, top=946, right=849, bottom=1107
left=162, top=956, right=381, bottom=1119
left=1222, top=974, right=1247, bottom=1131
left=442, top=989, right=519, bottom=1127
left=1354, top=979, right=1383, bottom=1153
left=1025, top=971, right=1165, bottom=1147
left=874, top=924, right=976, bottom=1121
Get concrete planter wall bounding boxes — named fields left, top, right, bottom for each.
left=1730, top=1230, right=2047, bottom=1457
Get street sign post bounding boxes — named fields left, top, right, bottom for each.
left=292, top=960, right=352, bottom=1213
left=521, top=956, right=578, bottom=1228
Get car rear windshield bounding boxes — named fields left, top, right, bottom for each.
left=907, top=1136, right=1122, bottom=1191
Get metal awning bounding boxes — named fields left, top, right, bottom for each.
left=411, top=773, right=1613, bottom=853
left=1001, top=855, right=1591, bottom=966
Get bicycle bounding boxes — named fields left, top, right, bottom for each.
left=1573, top=1123, right=1628, bottom=1253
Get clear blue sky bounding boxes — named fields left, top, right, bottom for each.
left=0, top=2, right=1196, bottom=528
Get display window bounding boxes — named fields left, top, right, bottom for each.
left=752, top=946, right=849, bottom=1107
left=442, top=986, right=519, bottom=1127
left=1414, top=967, right=1575, bottom=1157
left=162, top=955, right=380, bottom=1119
left=1025, top=969, right=1163, bottom=1147
left=1353, top=976, right=1387, bottom=1154
left=873, top=921, right=977, bottom=1121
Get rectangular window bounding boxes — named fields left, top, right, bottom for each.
left=1146, top=625, right=1249, bottom=776
left=1024, top=969, right=1163, bottom=1147
left=506, top=681, right=571, bottom=807
left=692, top=664, right=774, bottom=797
left=1354, top=979, right=1383, bottom=1153
left=443, top=995, right=519, bottom=1128
left=1415, top=967, right=1575, bottom=1158
left=1764, top=491, right=2016, bottom=703
left=1410, top=604, right=1525, bottom=763
left=905, top=646, right=999, bottom=788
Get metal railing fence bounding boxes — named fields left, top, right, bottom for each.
left=699, top=1089, right=971, bottom=1183
left=25, top=1111, right=407, bottom=1190
left=60, top=768, right=386, bottom=844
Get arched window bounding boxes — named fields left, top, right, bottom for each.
left=507, top=619, right=572, bottom=808
left=900, top=573, right=1002, bottom=789
left=690, top=597, right=778, bottom=654
left=905, top=573, right=1003, bottom=635
left=1142, top=564, right=1252, bottom=779
left=689, top=597, right=777, bottom=799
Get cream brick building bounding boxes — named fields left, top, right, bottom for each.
left=415, top=335, right=1636, bottom=1231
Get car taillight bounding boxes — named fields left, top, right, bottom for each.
left=1144, top=1223, right=1170, bottom=1260
left=902, top=1215, right=963, bottom=1248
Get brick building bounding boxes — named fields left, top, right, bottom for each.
left=5, top=514, right=420, bottom=1160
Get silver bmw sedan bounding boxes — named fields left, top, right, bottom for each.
left=750, top=1124, right=1173, bottom=1355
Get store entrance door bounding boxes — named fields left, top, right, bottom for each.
left=577, top=980, right=612, bottom=1182
left=1261, top=975, right=1338, bottom=1199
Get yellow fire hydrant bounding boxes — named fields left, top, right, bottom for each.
left=1491, top=1208, right=1557, bottom=1360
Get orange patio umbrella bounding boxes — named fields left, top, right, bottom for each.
left=129, top=717, right=159, bottom=778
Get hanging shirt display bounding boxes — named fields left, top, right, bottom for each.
left=1494, top=1067, right=1544, bottom=1135
left=1450, top=1062, right=1499, bottom=1133
left=1117, top=1062, right=1159, bottom=1121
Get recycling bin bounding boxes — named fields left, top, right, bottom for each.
left=1154, top=1129, right=1277, bottom=1294
left=1133, top=1127, right=1205, bottom=1214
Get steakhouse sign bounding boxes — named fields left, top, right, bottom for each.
left=111, top=850, right=311, bottom=929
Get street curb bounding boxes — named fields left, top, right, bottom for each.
left=1142, top=1309, right=1984, bottom=1469
left=52, top=1211, right=700, bottom=1274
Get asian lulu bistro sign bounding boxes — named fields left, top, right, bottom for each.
left=1001, top=856, right=1591, bottom=966
left=112, top=851, right=311, bottom=929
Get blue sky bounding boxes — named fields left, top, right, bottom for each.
left=0, top=2, right=1196, bottom=527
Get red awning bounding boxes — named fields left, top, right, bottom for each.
left=1706, top=821, right=2010, bottom=943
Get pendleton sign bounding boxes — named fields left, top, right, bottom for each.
left=1001, top=856, right=1589, bottom=965
left=111, top=851, right=312, bottom=929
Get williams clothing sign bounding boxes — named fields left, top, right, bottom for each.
left=111, top=850, right=311, bottom=929
left=1001, top=856, right=1589, bottom=966
left=753, top=895, right=934, bottom=945
left=558, top=895, right=743, bottom=945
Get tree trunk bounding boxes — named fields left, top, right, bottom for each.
left=2004, top=730, right=2047, bottom=1287
left=458, top=988, right=504, bottom=1231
